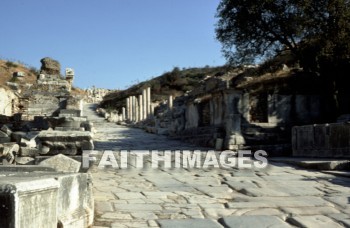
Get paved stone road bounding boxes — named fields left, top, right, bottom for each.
left=85, top=104, right=350, bottom=228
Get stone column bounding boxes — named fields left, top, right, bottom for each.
left=122, top=107, right=126, bottom=121
left=146, top=87, right=151, bottom=117
left=168, top=95, right=173, bottom=109
left=130, top=96, right=133, bottom=122
left=135, top=96, right=139, bottom=122
left=142, top=89, right=147, bottom=120
left=132, top=96, right=137, bottom=122
left=139, top=94, right=143, bottom=121
left=126, top=98, right=130, bottom=120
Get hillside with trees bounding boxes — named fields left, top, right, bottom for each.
left=216, top=0, right=350, bottom=116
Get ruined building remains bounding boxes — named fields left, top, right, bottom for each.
left=0, top=57, right=94, bottom=227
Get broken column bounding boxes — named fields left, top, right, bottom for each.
left=168, top=95, right=173, bottom=109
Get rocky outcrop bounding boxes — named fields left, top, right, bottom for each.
left=40, top=57, right=61, bottom=75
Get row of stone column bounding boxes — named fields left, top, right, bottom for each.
left=125, top=87, right=153, bottom=122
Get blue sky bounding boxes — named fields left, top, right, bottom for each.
left=0, top=0, right=226, bottom=89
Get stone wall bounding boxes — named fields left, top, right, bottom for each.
left=292, top=123, right=350, bottom=157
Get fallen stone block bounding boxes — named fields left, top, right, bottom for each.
left=37, top=130, right=93, bottom=155
left=38, top=130, right=92, bottom=142
left=39, top=154, right=81, bottom=172
left=20, top=147, right=40, bottom=157
left=0, top=172, right=93, bottom=228
left=0, top=177, right=59, bottom=228
left=15, top=156, right=35, bottom=165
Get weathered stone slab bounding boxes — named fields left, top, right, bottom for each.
left=281, top=206, right=340, bottom=215
left=37, top=130, right=94, bottom=155
left=15, top=156, right=35, bottom=165
left=39, top=154, right=81, bottom=172
left=20, top=147, right=40, bottom=157
left=227, top=196, right=332, bottom=208
left=0, top=178, right=59, bottom=228
left=114, top=192, right=145, bottom=200
left=38, top=130, right=92, bottom=142
left=158, top=219, right=223, bottom=228
left=287, top=215, right=343, bottom=228
left=54, top=173, right=94, bottom=227
left=328, top=213, right=350, bottom=227
left=220, top=215, right=291, bottom=227
left=113, top=203, right=162, bottom=211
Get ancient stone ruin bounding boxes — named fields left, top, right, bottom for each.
left=0, top=57, right=94, bottom=227
left=99, top=61, right=350, bottom=158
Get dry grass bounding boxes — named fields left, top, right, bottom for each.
left=0, top=60, right=37, bottom=87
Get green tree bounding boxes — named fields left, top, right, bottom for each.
left=215, top=0, right=350, bottom=70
